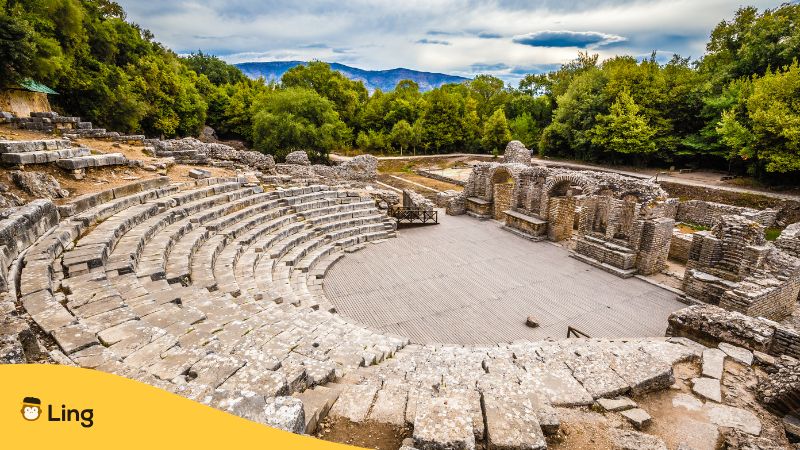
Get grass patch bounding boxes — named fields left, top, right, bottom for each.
left=765, top=227, right=782, bottom=241
left=678, top=221, right=710, bottom=232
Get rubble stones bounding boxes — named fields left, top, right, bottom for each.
left=336, top=155, right=378, bottom=182
left=435, top=190, right=460, bottom=208
left=285, top=151, right=311, bottom=166
left=525, top=316, right=539, bottom=328
left=10, top=171, right=69, bottom=199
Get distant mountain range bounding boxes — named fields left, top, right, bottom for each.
left=234, top=61, right=469, bottom=92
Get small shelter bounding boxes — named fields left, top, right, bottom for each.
left=0, top=79, right=58, bottom=118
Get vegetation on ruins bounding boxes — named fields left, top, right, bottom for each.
left=1, top=1, right=799, bottom=181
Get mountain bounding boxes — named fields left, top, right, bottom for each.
left=234, top=61, right=469, bottom=92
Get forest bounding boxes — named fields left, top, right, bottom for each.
left=1, top=0, right=799, bottom=182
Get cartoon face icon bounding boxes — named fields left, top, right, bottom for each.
left=21, top=397, right=41, bottom=421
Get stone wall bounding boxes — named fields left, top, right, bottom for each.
left=635, top=217, right=675, bottom=275
left=502, top=140, right=531, bottom=165
left=546, top=196, right=575, bottom=242
left=667, top=304, right=800, bottom=359
left=669, top=230, right=693, bottom=263
left=776, top=222, right=800, bottom=258
left=661, top=181, right=800, bottom=226
left=676, top=199, right=778, bottom=228
left=682, top=215, right=800, bottom=321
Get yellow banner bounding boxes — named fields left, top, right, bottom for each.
left=0, top=364, right=363, bottom=449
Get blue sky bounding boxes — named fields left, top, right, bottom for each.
left=117, top=0, right=784, bottom=86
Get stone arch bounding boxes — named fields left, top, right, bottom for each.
left=488, top=166, right=516, bottom=220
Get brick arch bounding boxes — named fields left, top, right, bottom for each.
left=485, top=166, right=520, bottom=203
left=539, top=173, right=594, bottom=218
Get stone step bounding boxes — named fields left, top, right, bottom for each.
left=0, top=139, right=71, bottom=153
left=56, top=153, right=128, bottom=170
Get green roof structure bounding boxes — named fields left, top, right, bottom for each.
left=17, top=79, right=58, bottom=95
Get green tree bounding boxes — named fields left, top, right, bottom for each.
left=590, top=91, right=656, bottom=160
left=183, top=51, right=246, bottom=85
left=251, top=87, right=350, bottom=161
left=482, top=109, right=512, bottom=156
left=717, top=62, right=800, bottom=174
left=389, top=119, right=414, bottom=155
left=0, top=15, right=36, bottom=84
left=281, top=61, right=367, bottom=127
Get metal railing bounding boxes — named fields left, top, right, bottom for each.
left=567, top=326, right=590, bottom=338
left=389, top=206, right=439, bottom=225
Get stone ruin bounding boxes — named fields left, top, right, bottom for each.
left=502, top=139, right=531, bottom=165
left=450, top=141, right=675, bottom=277
left=449, top=141, right=800, bottom=326
left=2, top=127, right=800, bottom=447
left=682, top=215, right=800, bottom=321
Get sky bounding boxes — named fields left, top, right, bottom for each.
left=117, top=0, right=785, bottom=86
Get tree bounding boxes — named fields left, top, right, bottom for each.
left=0, top=15, right=36, bottom=84
left=482, top=109, right=512, bottom=156
left=590, top=91, right=656, bottom=160
left=390, top=120, right=414, bottom=156
left=717, top=62, right=800, bottom=175
left=281, top=61, right=368, bottom=127
left=251, top=87, right=350, bottom=162
left=183, top=51, right=246, bottom=85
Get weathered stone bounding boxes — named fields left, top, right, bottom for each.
left=525, top=316, right=539, bottom=328
left=413, top=396, right=475, bottom=450
left=263, top=396, right=305, bottom=434
left=609, top=429, right=667, bottom=450
left=718, top=342, right=753, bottom=366
left=368, top=387, right=408, bottom=427
left=704, top=404, right=762, bottom=436
left=10, top=171, right=69, bottom=199
left=702, top=348, right=725, bottom=379
left=329, top=384, right=377, bottom=423
left=502, top=140, right=530, bottom=165
left=692, top=378, right=722, bottom=403
left=285, top=150, right=311, bottom=166
left=483, top=393, right=547, bottom=450
left=620, top=408, right=652, bottom=430
left=597, top=396, right=637, bottom=412
left=188, top=168, right=211, bottom=179
left=672, top=393, right=704, bottom=411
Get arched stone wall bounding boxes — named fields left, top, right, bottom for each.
left=489, top=166, right=515, bottom=220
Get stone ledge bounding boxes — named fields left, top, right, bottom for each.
left=569, top=251, right=637, bottom=278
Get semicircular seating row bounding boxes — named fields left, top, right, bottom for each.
left=16, top=176, right=408, bottom=407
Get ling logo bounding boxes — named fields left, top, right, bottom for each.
left=21, top=397, right=41, bottom=421
left=20, top=396, right=94, bottom=428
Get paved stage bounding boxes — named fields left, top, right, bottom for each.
left=324, top=211, right=685, bottom=345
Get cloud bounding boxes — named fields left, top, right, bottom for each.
left=470, top=63, right=510, bottom=72
left=512, top=30, right=626, bottom=48
left=416, top=38, right=451, bottom=45
left=116, top=0, right=784, bottom=84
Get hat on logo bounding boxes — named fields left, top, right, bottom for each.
left=23, top=397, right=41, bottom=405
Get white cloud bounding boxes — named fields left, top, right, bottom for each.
left=117, top=0, right=785, bottom=86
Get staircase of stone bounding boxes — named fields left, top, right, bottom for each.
left=10, top=177, right=406, bottom=425
left=0, top=175, right=716, bottom=448
left=0, top=138, right=129, bottom=172
left=1, top=111, right=145, bottom=143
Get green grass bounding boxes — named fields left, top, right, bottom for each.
left=765, top=227, right=782, bottom=241
left=679, top=221, right=710, bottom=232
